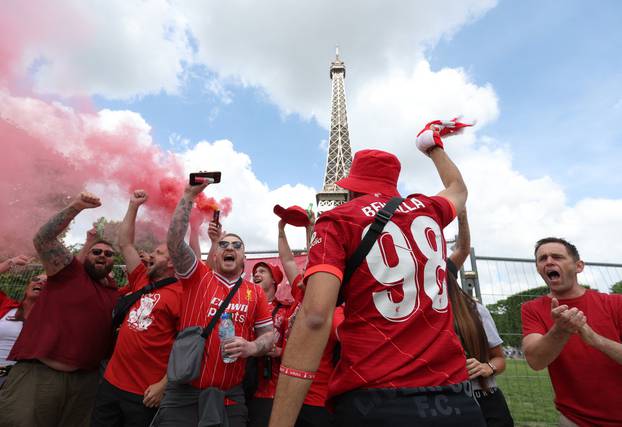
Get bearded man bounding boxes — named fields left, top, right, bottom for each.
left=0, top=191, right=120, bottom=427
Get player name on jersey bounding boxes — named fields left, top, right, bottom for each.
left=360, top=196, right=426, bottom=217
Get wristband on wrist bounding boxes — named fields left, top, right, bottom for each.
left=279, top=365, right=316, bottom=380
left=487, top=361, right=497, bottom=375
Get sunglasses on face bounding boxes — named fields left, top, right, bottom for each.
left=90, top=248, right=115, bottom=258
left=218, top=240, right=243, bottom=250
left=31, top=276, right=46, bottom=283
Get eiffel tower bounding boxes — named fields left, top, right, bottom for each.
left=316, top=48, right=353, bottom=213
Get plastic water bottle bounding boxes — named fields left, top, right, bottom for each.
left=218, top=313, right=237, bottom=363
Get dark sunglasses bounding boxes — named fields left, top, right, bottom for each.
left=30, top=276, right=46, bottom=283
left=218, top=240, right=243, bottom=250
left=91, top=248, right=115, bottom=258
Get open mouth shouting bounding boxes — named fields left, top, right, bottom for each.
left=545, top=268, right=561, bottom=282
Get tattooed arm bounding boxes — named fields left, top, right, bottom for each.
left=252, top=326, right=276, bottom=357
left=167, top=182, right=209, bottom=276
left=223, top=326, right=275, bottom=358
left=33, top=192, right=102, bottom=276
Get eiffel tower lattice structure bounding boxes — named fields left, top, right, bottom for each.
left=316, top=49, right=353, bottom=214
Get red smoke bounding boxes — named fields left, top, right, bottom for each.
left=0, top=105, right=233, bottom=256
left=0, top=5, right=233, bottom=256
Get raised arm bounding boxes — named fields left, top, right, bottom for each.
left=167, top=182, right=209, bottom=275
left=118, top=190, right=148, bottom=273
left=189, top=211, right=203, bottom=261
left=205, top=221, right=222, bottom=270
left=430, top=147, right=467, bottom=215
left=33, top=192, right=101, bottom=276
left=76, top=227, right=98, bottom=263
left=278, top=220, right=300, bottom=285
left=448, top=208, right=470, bottom=270
left=0, top=255, right=30, bottom=274
left=305, top=210, right=316, bottom=251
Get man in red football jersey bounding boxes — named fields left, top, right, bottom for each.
left=91, top=190, right=182, bottom=426
left=152, top=181, right=275, bottom=427
left=270, top=130, right=485, bottom=426
left=522, top=237, right=622, bottom=426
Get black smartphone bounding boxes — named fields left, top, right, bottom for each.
left=189, top=171, right=221, bottom=185
left=212, top=210, right=220, bottom=226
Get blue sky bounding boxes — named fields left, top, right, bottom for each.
left=93, top=0, right=622, bottom=204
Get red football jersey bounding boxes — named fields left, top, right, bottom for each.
left=178, top=260, right=273, bottom=393
left=104, top=264, right=182, bottom=395
left=305, top=193, right=467, bottom=401
left=254, top=300, right=298, bottom=399
left=522, top=291, right=622, bottom=426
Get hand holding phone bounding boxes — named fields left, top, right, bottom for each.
left=189, top=171, right=222, bottom=186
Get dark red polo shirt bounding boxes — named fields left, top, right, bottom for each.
left=9, top=258, right=119, bottom=370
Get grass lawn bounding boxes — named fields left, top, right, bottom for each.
left=496, top=359, right=558, bottom=426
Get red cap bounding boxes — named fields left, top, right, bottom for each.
left=273, top=204, right=310, bottom=227
left=252, top=262, right=284, bottom=287
left=336, top=149, right=401, bottom=197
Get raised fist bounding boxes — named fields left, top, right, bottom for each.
left=207, top=221, right=223, bottom=243
left=130, top=190, right=149, bottom=206
left=72, top=192, right=101, bottom=210
left=9, top=255, right=31, bottom=267
left=416, top=118, right=473, bottom=155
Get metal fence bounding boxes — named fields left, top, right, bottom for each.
left=462, top=251, right=622, bottom=426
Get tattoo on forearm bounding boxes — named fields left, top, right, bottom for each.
left=254, top=330, right=275, bottom=356
left=167, top=196, right=197, bottom=274
left=33, top=206, right=79, bottom=271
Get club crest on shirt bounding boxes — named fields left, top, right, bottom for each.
left=127, top=293, right=161, bottom=331
left=246, top=289, right=253, bottom=301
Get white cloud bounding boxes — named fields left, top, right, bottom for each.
left=179, top=0, right=497, bottom=122
left=178, top=139, right=317, bottom=251
left=16, top=0, right=194, bottom=99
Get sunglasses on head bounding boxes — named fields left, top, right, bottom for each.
left=218, top=240, right=243, bottom=250
left=91, top=248, right=115, bottom=258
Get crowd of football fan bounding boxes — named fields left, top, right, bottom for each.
left=0, top=120, right=620, bottom=427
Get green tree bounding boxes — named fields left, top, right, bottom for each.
left=611, top=280, right=622, bottom=294
left=486, top=286, right=550, bottom=348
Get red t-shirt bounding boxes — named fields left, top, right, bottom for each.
left=0, top=290, right=19, bottom=319
left=9, top=258, right=119, bottom=370
left=305, top=193, right=466, bottom=401
left=177, top=260, right=273, bottom=392
left=521, top=290, right=622, bottom=426
left=254, top=300, right=298, bottom=399
left=104, top=264, right=182, bottom=395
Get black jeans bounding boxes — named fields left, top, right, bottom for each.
left=90, top=378, right=157, bottom=427
left=333, top=382, right=486, bottom=427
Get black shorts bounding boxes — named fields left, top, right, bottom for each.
left=333, top=382, right=486, bottom=427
